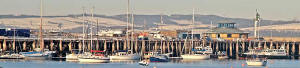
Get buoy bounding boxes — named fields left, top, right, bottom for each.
left=242, top=64, right=245, bottom=67
left=230, top=66, right=233, bottom=68
left=153, top=66, right=157, bottom=68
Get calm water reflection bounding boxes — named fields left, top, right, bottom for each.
left=0, top=59, right=299, bottom=68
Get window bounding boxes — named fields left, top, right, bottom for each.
left=227, top=34, right=232, bottom=38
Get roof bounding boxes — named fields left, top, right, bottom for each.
left=204, top=28, right=249, bottom=34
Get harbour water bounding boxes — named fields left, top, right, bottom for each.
left=0, top=59, right=299, bottom=68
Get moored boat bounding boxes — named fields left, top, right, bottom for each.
left=181, top=54, right=210, bottom=60
left=78, top=50, right=110, bottom=63
left=110, top=50, right=140, bottom=60
left=246, top=58, right=267, bottom=66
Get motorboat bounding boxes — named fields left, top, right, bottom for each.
left=138, top=60, right=149, bottom=66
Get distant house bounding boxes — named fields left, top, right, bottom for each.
left=203, top=22, right=249, bottom=40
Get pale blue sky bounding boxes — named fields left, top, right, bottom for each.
left=1, top=0, right=300, bottom=20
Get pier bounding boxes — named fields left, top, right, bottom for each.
left=1, top=37, right=299, bottom=59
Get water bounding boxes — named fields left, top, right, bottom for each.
left=0, top=59, right=299, bottom=68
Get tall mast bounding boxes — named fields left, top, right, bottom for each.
left=39, top=0, right=44, bottom=51
left=90, top=7, right=94, bottom=51
left=126, top=0, right=130, bottom=51
left=82, top=7, right=86, bottom=52
left=191, top=8, right=195, bottom=47
left=131, top=12, right=134, bottom=54
left=160, top=14, right=163, bottom=30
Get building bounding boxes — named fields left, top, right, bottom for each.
left=203, top=22, right=249, bottom=40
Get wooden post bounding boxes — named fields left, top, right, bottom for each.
left=242, top=41, right=245, bottom=53
left=179, top=41, right=182, bottom=55
left=167, top=41, right=170, bottom=53
left=78, top=41, right=82, bottom=52
left=142, top=40, right=145, bottom=55
left=116, top=40, right=119, bottom=51
left=216, top=41, right=219, bottom=53
left=236, top=41, right=239, bottom=58
left=50, top=41, right=54, bottom=51
left=96, top=40, right=99, bottom=50
left=32, top=40, right=36, bottom=50
left=12, top=40, right=15, bottom=51
left=276, top=42, right=279, bottom=49
left=171, top=41, right=174, bottom=54
left=264, top=41, right=267, bottom=49
left=23, top=41, right=27, bottom=51
left=112, top=41, right=115, bottom=53
left=292, top=42, right=295, bottom=55
left=270, top=41, right=273, bottom=49
left=175, top=41, right=179, bottom=56
left=59, top=40, right=63, bottom=51
left=104, top=40, right=107, bottom=51
left=135, top=40, right=138, bottom=53
left=155, top=40, right=158, bottom=52
left=123, top=40, right=127, bottom=50
left=229, top=41, right=233, bottom=57
left=286, top=42, right=290, bottom=55
left=68, top=41, right=72, bottom=52
left=88, top=41, right=91, bottom=51
left=248, top=41, right=252, bottom=50
left=2, top=40, right=8, bottom=51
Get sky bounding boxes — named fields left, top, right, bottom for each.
left=1, top=0, right=300, bottom=20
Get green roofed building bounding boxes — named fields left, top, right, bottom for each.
left=203, top=22, right=249, bottom=40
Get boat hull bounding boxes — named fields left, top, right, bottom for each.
left=149, top=57, right=168, bottom=62
left=78, top=58, right=110, bottom=63
left=181, top=54, right=210, bottom=60
left=66, top=54, right=79, bottom=61
left=218, top=56, right=229, bottom=59
left=110, top=55, right=140, bottom=60
left=246, top=61, right=267, bottom=66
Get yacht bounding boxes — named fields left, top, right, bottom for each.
left=110, top=50, right=140, bottom=60
left=146, top=52, right=169, bottom=62
left=243, top=47, right=289, bottom=59
left=0, top=53, right=25, bottom=59
left=78, top=50, right=110, bottom=63
left=20, top=48, right=56, bottom=60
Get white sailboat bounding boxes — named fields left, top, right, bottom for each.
left=110, top=10, right=140, bottom=60
left=65, top=7, right=88, bottom=62
left=78, top=8, right=110, bottom=63
left=181, top=8, right=211, bottom=60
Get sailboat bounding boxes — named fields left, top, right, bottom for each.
left=181, top=9, right=211, bottom=60
left=65, top=7, right=88, bottom=62
left=78, top=7, right=110, bottom=63
left=20, top=0, right=56, bottom=60
left=110, top=12, right=140, bottom=60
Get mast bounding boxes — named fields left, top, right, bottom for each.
left=126, top=0, right=130, bottom=51
left=82, top=7, right=86, bottom=52
left=90, top=7, right=94, bottom=51
left=131, top=11, right=134, bottom=54
left=160, top=14, right=163, bottom=30
left=191, top=8, right=195, bottom=47
left=39, top=0, right=44, bottom=51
